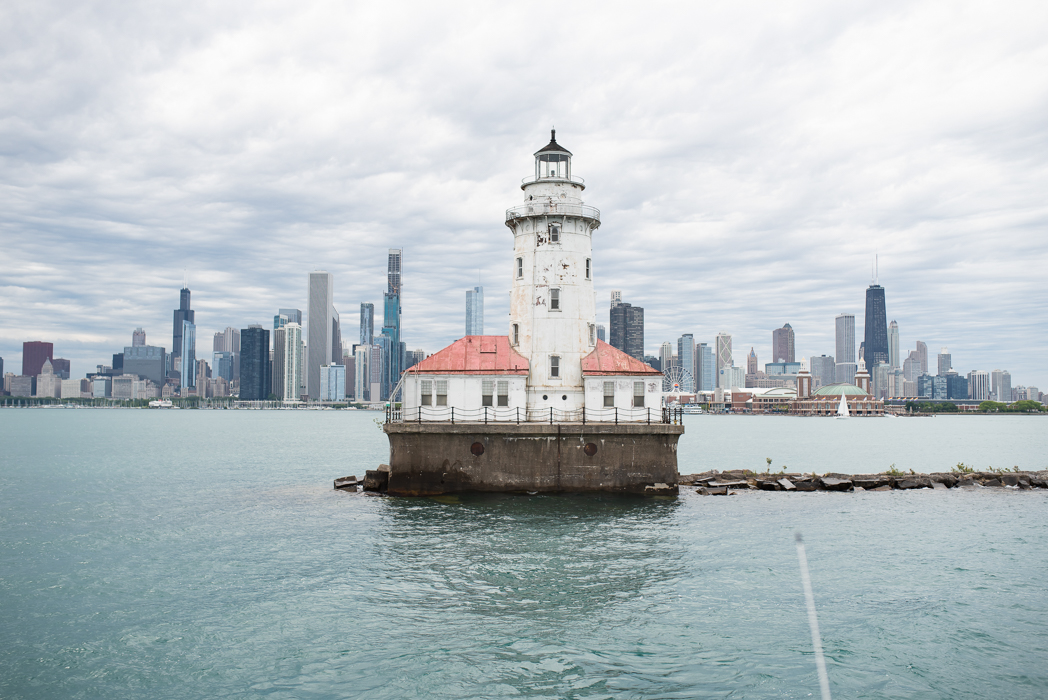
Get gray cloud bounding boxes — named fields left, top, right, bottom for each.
left=1, top=0, right=1046, bottom=389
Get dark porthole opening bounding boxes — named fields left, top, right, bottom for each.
left=542, top=395, right=548, bottom=400
left=470, top=442, right=485, bottom=457
left=562, top=395, right=567, bottom=400
left=584, top=443, right=598, bottom=456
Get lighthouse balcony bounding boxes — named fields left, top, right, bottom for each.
left=505, top=202, right=601, bottom=225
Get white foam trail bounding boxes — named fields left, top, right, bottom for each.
left=796, top=533, right=832, bottom=700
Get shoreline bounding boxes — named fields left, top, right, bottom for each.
left=681, top=469, right=1048, bottom=494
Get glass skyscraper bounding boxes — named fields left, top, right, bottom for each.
left=172, top=287, right=194, bottom=366
left=863, top=284, right=889, bottom=368
left=466, top=286, right=484, bottom=335
left=180, top=321, right=196, bottom=389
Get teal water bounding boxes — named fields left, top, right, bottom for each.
left=1, top=409, right=1046, bottom=699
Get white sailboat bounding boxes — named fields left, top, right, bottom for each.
left=836, top=394, right=849, bottom=419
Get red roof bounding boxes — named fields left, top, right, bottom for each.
left=581, top=340, right=662, bottom=376
left=409, top=336, right=530, bottom=375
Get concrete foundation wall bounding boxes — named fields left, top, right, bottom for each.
left=383, top=422, right=684, bottom=496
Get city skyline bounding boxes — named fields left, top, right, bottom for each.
left=2, top=4, right=1046, bottom=388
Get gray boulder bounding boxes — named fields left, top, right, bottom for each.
left=334, top=476, right=358, bottom=490
left=794, top=481, right=818, bottom=491
left=982, top=478, right=1002, bottom=487
left=895, top=478, right=932, bottom=490
left=853, top=476, right=891, bottom=489
left=819, top=477, right=853, bottom=491
left=777, top=478, right=796, bottom=491
left=363, top=470, right=389, bottom=492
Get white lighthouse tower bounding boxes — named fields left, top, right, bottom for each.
left=505, top=130, right=600, bottom=412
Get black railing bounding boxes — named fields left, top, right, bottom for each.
left=385, top=405, right=684, bottom=425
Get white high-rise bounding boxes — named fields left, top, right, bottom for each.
left=307, top=272, right=337, bottom=400
left=835, top=313, right=857, bottom=382
left=466, top=286, right=484, bottom=335
left=888, top=320, right=899, bottom=368
left=280, top=323, right=303, bottom=402
left=968, top=370, right=989, bottom=401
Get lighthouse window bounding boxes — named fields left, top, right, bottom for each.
left=421, top=380, right=433, bottom=406
left=497, top=381, right=509, bottom=406
left=585, top=258, right=591, bottom=279
left=633, top=381, right=645, bottom=408
left=482, top=380, right=494, bottom=407
left=516, top=257, right=523, bottom=278
left=550, top=288, right=560, bottom=310
left=603, top=381, right=614, bottom=407
left=549, top=223, right=560, bottom=242
left=550, top=355, right=560, bottom=378
left=512, top=323, right=519, bottom=345
left=436, top=380, right=448, bottom=406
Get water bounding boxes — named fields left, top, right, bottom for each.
left=1, top=409, right=1046, bottom=699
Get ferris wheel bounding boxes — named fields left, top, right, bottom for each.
left=662, top=366, right=694, bottom=394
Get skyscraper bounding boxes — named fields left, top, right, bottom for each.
left=834, top=314, right=856, bottom=384
left=659, top=342, right=673, bottom=372
left=696, top=342, right=713, bottom=391
left=772, top=323, right=795, bottom=363
left=715, top=333, right=732, bottom=373
left=888, top=321, right=900, bottom=368
left=240, top=325, right=271, bottom=401
left=810, top=355, right=835, bottom=387
left=968, top=370, right=989, bottom=401
left=359, top=303, right=374, bottom=346
left=466, top=286, right=484, bottom=335
left=937, top=348, right=952, bottom=376
left=180, top=321, right=196, bottom=390
left=132, top=328, right=146, bottom=347
left=678, top=334, right=695, bottom=392
left=172, top=287, right=194, bottom=365
left=381, top=249, right=403, bottom=399
left=609, top=302, right=644, bottom=360
left=863, top=284, right=889, bottom=369
left=915, top=341, right=928, bottom=374
left=991, top=369, right=1011, bottom=403
left=596, top=324, right=605, bottom=342
left=307, top=271, right=336, bottom=400
left=278, top=308, right=302, bottom=325
left=747, top=348, right=758, bottom=375
left=610, top=290, right=621, bottom=308
left=278, top=323, right=303, bottom=401
left=21, top=341, right=54, bottom=378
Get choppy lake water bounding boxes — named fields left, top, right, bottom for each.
left=1, top=409, right=1046, bottom=698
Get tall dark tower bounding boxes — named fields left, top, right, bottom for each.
left=863, top=284, right=888, bottom=369
left=172, top=287, right=195, bottom=362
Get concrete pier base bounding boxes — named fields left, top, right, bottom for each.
left=382, top=422, right=685, bottom=496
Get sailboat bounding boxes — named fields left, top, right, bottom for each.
left=836, top=394, right=849, bottom=419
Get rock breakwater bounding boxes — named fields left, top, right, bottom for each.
left=682, top=470, right=1048, bottom=494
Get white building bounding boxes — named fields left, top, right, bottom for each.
left=401, top=131, right=662, bottom=420
left=280, top=322, right=304, bottom=403
left=320, top=364, right=346, bottom=402
left=718, top=365, right=745, bottom=390
left=35, top=360, right=60, bottom=398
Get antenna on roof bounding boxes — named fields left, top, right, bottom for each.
left=875, top=254, right=879, bottom=284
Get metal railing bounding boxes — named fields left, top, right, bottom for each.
left=520, top=175, right=586, bottom=186
left=505, top=202, right=601, bottom=223
left=386, top=405, right=684, bottom=425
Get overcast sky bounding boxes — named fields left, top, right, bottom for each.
left=2, top=1, right=1047, bottom=389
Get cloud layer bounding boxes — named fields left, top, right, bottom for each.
left=2, top=0, right=1047, bottom=388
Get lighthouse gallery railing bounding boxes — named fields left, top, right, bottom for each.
left=505, top=202, right=601, bottom=223
left=386, top=405, right=683, bottom=425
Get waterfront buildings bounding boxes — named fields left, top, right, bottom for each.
left=937, top=348, right=952, bottom=376
left=834, top=314, right=856, bottom=383
left=968, top=370, right=989, bottom=401
left=715, top=333, right=733, bottom=388
left=659, top=342, right=673, bottom=373
left=36, top=360, right=60, bottom=398
left=697, top=342, right=714, bottom=391
left=213, top=327, right=241, bottom=383
left=180, top=321, right=196, bottom=391
left=863, top=284, right=889, bottom=368
left=678, top=334, right=695, bottom=392
left=240, top=325, right=271, bottom=400
left=380, top=249, right=404, bottom=400
left=171, top=287, right=195, bottom=370
left=124, top=344, right=167, bottom=386
left=991, top=369, right=1011, bottom=403
left=747, top=348, right=758, bottom=374
left=307, top=272, right=339, bottom=400
left=319, top=364, right=346, bottom=402
left=466, top=286, right=484, bottom=336
left=359, top=303, right=374, bottom=346
left=278, top=308, right=302, bottom=326
left=132, top=328, right=146, bottom=347
left=888, top=321, right=899, bottom=368
left=274, top=322, right=304, bottom=401
left=916, top=341, right=928, bottom=374
left=810, top=354, right=835, bottom=387
left=772, top=324, right=795, bottom=363
left=609, top=299, right=644, bottom=360
left=22, top=341, right=53, bottom=378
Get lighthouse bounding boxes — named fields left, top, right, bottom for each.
left=383, top=132, right=681, bottom=496
left=507, top=130, right=600, bottom=411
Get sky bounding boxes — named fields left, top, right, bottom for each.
left=2, top=0, right=1047, bottom=389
